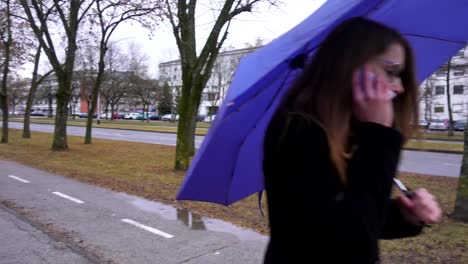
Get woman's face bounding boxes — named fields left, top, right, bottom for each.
left=368, top=43, right=406, bottom=97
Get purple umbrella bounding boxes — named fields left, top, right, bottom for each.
left=177, top=0, right=468, bottom=205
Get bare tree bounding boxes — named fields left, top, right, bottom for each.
left=163, top=0, right=279, bottom=170
left=68, top=80, right=80, bottom=119
left=82, top=0, right=163, bottom=144
left=8, top=77, right=29, bottom=115
left=23, top=40, right=53, bottom=138
left=101, top=72, right=128, bottom=120
left=0, top=0, right=32, bottom=143
left=158, top=63, right=180, bottom=118
left=419, top=75, right=438, bottom=126
left=433, top=55, right=468, bottom=136
left=129, top=76, right=159, bottom=122
left=19, top=0, right=94, bottom=150
left=206, top=53, right=244, bottom=121
left=0, top=0, right=13, bottom=143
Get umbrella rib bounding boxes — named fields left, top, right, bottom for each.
left=226, top=66, right=297, bottom=204
left=403, top=33, right=467, bottom=45
left=228, top=46, right=317, bottom=115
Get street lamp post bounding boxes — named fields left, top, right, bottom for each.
left=97, top=91, right=101, bottom=125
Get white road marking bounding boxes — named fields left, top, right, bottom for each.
left=52, top=192, right=85, bottom=204
left=121, top=219, right=174, bottom=238
left=8, top=175, right=30, bottom=183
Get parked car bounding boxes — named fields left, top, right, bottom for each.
left=161, top=114, right=179, bottom=121
left=149, top=113, right=160, bottom=120
left=428, top=119, right=448, bottom=130
left=30, top=111, right=46, bottom=116
left=99, top=113, right=113, bottom=119
left=124, top=112, right=143, bottom=120
left=418, top=119, right=429, bottom=129
left=78, top=113, right=98, bottom=118
left=454, top=120, right=466, bottom=131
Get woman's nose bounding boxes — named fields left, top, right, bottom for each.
left=391, top=83, right=405, bottom=94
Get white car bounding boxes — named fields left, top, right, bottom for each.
left=100, top=113, right=113, bottom=119
left=124, top=112, right=141, bottom=120
left=428, top=119, right=448, bottom=130
left=161, top=114, right=179, bottom=121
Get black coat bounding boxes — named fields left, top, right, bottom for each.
left=262, top=112, right=423, bottom=264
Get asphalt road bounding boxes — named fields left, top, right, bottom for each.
left=0, top=160, right=267, bottom=264
left=4, top=122, right=462, bottom=177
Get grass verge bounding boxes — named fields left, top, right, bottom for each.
left=5, top=119, right=466, bottom=153
left=0, top=129, right=466, bottom=263
left=405, top=140, right=463, bottom=153
left=418, top=131, right=464, bottom=141
left=8, top=118, right=209, bottom=135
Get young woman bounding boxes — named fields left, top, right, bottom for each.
left=263, top=17, right=442, bottom=263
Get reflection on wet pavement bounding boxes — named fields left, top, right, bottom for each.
left=176, top=208, right=206, bottom=230
left=117, top=192, right=267, bottom=241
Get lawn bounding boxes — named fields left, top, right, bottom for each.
left=405, top=140, right=463, bottom=153
left=5, top=119, right=466, bottom=153
left=8, top=117, right=209, bottom=135
left=0, top=129, right=466, bottom=263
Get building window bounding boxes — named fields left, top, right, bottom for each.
left=435, top=69, right=446, bottom=76
left=434, top=106, right=444, bottom=113
left=454, top=67, right=466, bottom=76
left=453, top=85, right=464, bottom=95
left=435, top=86, right=445, bottom=95
left=207, top=92, right=218, bottom=101
left=453, top=104, right=464, bottom=113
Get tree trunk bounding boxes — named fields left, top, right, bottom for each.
left=453, top=118, right=468, bottom=222
left=48, top=94, right=53, bottom=118
left=22, top=83, right=37, bottom=138
left=110, top=103, right=115, bottom=120
left=175, top=84, right=192, bottom=170
left=1, top=0, right=12, bottom=144
left=84, top=47, right=106, bottom=144
left=23, top=43, right=42, bottom=138
left=0, top=95, right=7, bottom=144
left=446, top=59, right=454, bottom=136
left=51, top=79, right=71, bottom=150
left=188, top=86, right=203, bottom=155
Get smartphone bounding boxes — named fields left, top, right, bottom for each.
left=393, top=178, right=414, bottom=198
left=359, top=68, right=397, bottom=100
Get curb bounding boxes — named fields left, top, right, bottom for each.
left=413, top=137, right=463, bottom=143
left=403, top=148, right=462, bottom=155
left=9, top=121, right=208, bottom=136
left=9, top=121, right=465, bottom=154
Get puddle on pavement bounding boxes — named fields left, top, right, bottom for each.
left=116, top=192, right=267, bottom=241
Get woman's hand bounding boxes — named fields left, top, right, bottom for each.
left=352, top=65, right=393, bottom=127
left=396, top=188, right=442, bottom=226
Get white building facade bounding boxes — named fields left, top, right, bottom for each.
left=420, top=46, right=468, bottom=122
left=161, top=45, right=468, bottom=122
left=158, top=46, right=257, bottom=117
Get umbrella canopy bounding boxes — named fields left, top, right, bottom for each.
left=177, top=0, right=468, bottom=205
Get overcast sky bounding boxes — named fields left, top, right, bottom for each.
left=18, top=1, right=325, bottom=78
left=110, top=0, right=326, bottom=77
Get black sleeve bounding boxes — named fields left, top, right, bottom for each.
left=381, top=199, right=424, bottom=239
left=264, top=116, right=419, bottom=262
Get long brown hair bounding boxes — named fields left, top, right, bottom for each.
left=279, top=17, right=419, bottom=184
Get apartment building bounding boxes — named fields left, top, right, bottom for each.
left=158, top=45, right=258, bottom=117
